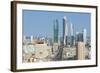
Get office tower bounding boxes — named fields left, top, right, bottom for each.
left=70, top=23, right=74, bottom=36
left=83, top=29, right=87, bottom=44
left=70, top=36, right=74, bottom=47
left=70, top=23, right=74, bottom=47
left=77, top=32, right=83, bottom=42
left=75, top=32, right=79, bottom=43
left=77, top=42, right=86, bottom=60
left=63, top=16, right=68, bottom=46
left=53, top=19, right=59, bottom=54
left=53, top=19, right=59, bottom=43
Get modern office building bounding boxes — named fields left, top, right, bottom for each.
left=76, top=28, right=87, bottom=44
left=53, top=19, right=59, bottom=43
left=53, top=19, right=59, bottom=54
left=62, top=17, right=75, bottom=47
left=63, top=16, right=68, bottom=46
left=70, top=23, right=74, bottom=36
left=76, top=32, right=83, bottom=42
left=83, top=29, right=87, bottom=44
left=70, top=23, right=74, bottom=47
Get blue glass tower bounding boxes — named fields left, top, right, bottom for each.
left=53, top=19, right=59, bottom=43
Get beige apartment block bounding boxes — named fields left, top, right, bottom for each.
left=77, top=42, right=86, bottom=60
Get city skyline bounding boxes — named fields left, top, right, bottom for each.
left=23, top=10, right=91, bottom=38
left=22, top=10, right=91, bottom=62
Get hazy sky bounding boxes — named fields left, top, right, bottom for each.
left=23, top=10, right=91, bottom=38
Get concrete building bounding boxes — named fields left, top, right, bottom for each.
left=52, top=43, right=59, bottom=54
left=22, top=43, right=35, bottom=62
left=62, top=47, right=76, bottom=60
left=77, top=42, right=86, bottom=60
left=34, top=43, right=52, bottom=62
left=23, top=36, right=32, bottom=45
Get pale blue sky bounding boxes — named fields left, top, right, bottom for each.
left=23, top=10, right=91, bottom=38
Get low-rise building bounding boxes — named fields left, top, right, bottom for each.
left=62, top=47, right=76, bottom=60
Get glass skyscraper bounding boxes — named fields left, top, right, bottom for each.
left=63, top=16, right=74, bottom=47
left=63, top=16, right=68, bottom=46
left=53, top=19, right=59, bottom=43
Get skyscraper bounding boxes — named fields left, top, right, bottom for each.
left=83, top=29, right=87, bottom=44
left=70, top=23, right=74, bottom=46
left=70, top=23, right=74, bottom=36
left=76, top=32, right=83, bottom=42
left=53, top=19, right=59, bottom=54
left=53, top=19, right=59, bottom=43
left=63, top=16, right=68, bottom=46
